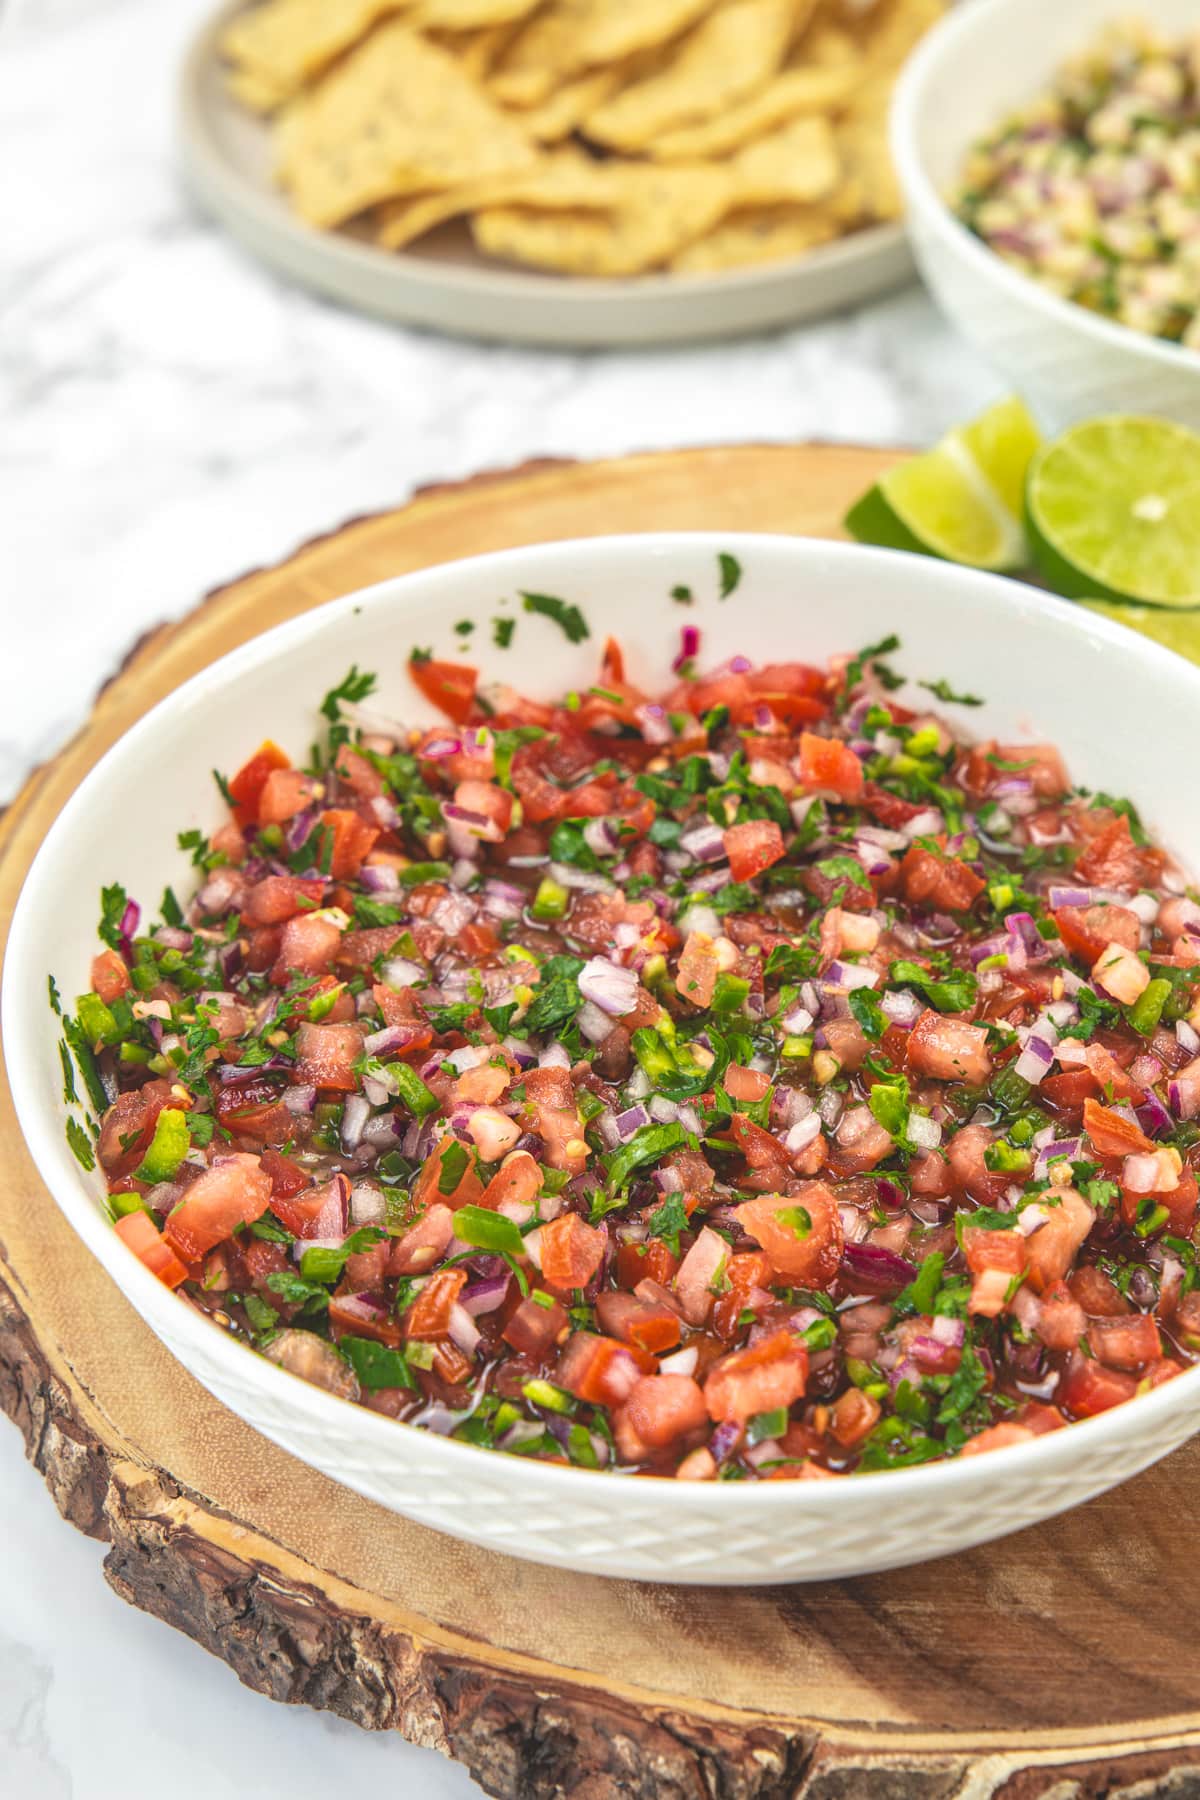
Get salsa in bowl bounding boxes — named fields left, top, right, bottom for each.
left=8, top=533, right=1200, bottom=1581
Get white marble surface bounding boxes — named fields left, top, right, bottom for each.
left=0, top=0, right=1004, bottom=1793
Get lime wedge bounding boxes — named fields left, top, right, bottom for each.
left=1080, top=598, right=1200, bottom=666
left=1026, top=415, right=1200, bottom=608
left=845, top=396, right=1037, bottom=572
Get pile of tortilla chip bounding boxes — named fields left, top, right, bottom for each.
left=221, top=0, right=945, bottom=278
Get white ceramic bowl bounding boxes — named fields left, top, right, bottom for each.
left=8, top=533, right=1200, bottom=1585
left=891, top=0, right=1200, bottom=431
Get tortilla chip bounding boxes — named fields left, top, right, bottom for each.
left=583, top=0, right=796, bottom=152
left=472, top=165, right=735, bottom=275
left=489, top=0, right=718, bottom=109
left=410, top=0, right=539, bottom=28
left=373, top=152, right=614, bottom=248
left=225, top=64, right=291, bottom=113
left=730, top=115, right=839, bottom=205
left=277, top=22, right=537, bottom=227
left=649, top=62, right=859, bottom=158
left=670, top=201, right=839, bottom=271
left=834, top=115, right=899, bottom=218
left=221, top=0, right=405, bottom=103
left=520, top=66, right=627, bottom=143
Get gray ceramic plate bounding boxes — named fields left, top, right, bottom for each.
left=178, top=0, right=916, bottom=348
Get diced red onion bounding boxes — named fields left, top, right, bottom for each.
left=283, top=1084, right=317, bottom=1115
left=447, top=1303, right=481, bottom=1357
left=784, top=1114, right=822, bottom=1154
left=907, top=1113, right=942, bottom=1150
left=816, top=1087, right=843, bottom=1128
left=659, top=1345, right=699, bottom=1378
left=548, top=860, right=613, bottom=894
left=461, top=1273, right=511, bottom=1317
left=678, top=1104, right=702, bottom=1137
left=361, top=1113, right=400, bottom=1148
left=359, top=863, right=401, bottom=894
left=825, top=960, right=879, bottom=992
left=672, top=625, right=701, bottom=674
left=677, top=902, right=721, bottom=938
left=1176, top=1020, right=1200, bottom=1055
left=348, top=1182, right=386, bottom=1226
left=1136, top=1092, right=1173, bottom=1140
left=840, top=1241, right=917, bottom=1294
left=679, top=822, right=728, bottom=864
left=635, top=703, right=673, bottom=746
left=1035, top=1136, right=1080, bottom=1174
left=853, top=838, right=893, bottom=877
left=379, top=956, right=423, bottom=990
left=901, top=809, right=943, bottom=839
left=779, top=1004, right=814, bottom=1034
left=1122, top=1152, right=1164, bottom=1195
left=421, top=735, right=461, bottom=759
left=579, top=956, right=639, bottom=1017
left=154, top=925, right=193, bottom=952
left=931, top=1314, right=965, bottom=1347
left=538, top=1042, right=571, bottom=1070
left=341, top=1093, right=371, bottom=1153
left=879, top=988, right=922, bottom=1026
left=649, top=1096, right=680, bottom=1124
left=1014, top=1034, right=1056, bottom=1084
left=615, top=1103, right=651, bottom=1140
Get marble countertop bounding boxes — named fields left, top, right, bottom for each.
left=1, top=1, right=1004, bottom=1794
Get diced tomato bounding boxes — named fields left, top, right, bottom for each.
left=409, top=656, right=478, bottom=724
left=1083, top=1042, right=1144, bottom=1104
left=334, top=743, right=385, bottom=799
left=727, top=1112, right=790, bottom=1175
left=1040, top=1069, right=1101, bottom=1110
left=259, top=1147, right=310, bottom=1201
left=625, top=1374, right=708, bottom=1447
left=673, top=1225, right=730, bottom=1326
left=616, top=1238, right=679, bottom=1289
left=962, top=1227, right=1026, bottom=1275
left=228, top=741, right=291, bottom=828
left=1073, top=814, right=1151, bottom=891
left=114, top=1209, right=189, bottom=1289
left=1036, top=1280, right=1087, bottom=1350
left=906, top=1010, right=992, bottom=1085
left=959, top=1422, right=1037, bottom=1458
left=213, top=1075, right=292, bottom=1145
left=1024, top=1188, right=1096, bottom=1291
left=1088, top=1313, right=1161, bottom=1369
left=899, top=843, right=985, bottom=913
left=1083, top=1097, right=1153, bottom=1158
left=829, top=1385, right=881, bottom=1448
left=257, top=768, right=318, bottom=825
left=539, top=1213, right=607, bottom=1293
left=294, top=1021, right=365, bottom=1092
left=389, top=1202, right=455, bottom=1275
left=480, top=1150, right=543, bottom=1212
left=675, top=931, right=719, bottom=1008
left=503, top=1293, right=569, bottom=1359
left=163, top=1153, right=273, bottom=1261
left=723, top=819, right=786, bottom=882
left=595, top=1289, right=681, bottom=1354
left=1058, top=1352, right=1138, bottom=1418
left=274, top=911, right=343, bottom=978
left=319, top=808, right=380, bottom=880
left=521, top=1066, right=586, bottom=1174
left=1068, top=1264, right=1130, bottom=1317
left=327, top=1296, right=400, bottom=1350
left=410, top=1140, right=484, bottom=1214
left=862, top=782, right=928, bottom=829
left=452, top=779, right=513, bottom=842
left=90, top=949, right=130, bottom=1004
left=724, top=1064, right=771, bottom=1103
left=737, top=1185, right=844, bottom=1287
left=404, top=1268, right=467, bottom=1340
left=1054, top=904, right=1141, bottom=963
left=704, top=1329, right=808, bottom=1425
left=242, top=875, right=326, bottom=926
left=556, top=1332, right=650, bottom=1407
left=798, top=731, right=864, bottom=800
left=97, top=1080, right=182, bottom=1179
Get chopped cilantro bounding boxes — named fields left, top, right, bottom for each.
left=717, top=552, right=742, bottom=599
left=520, top=591, right=590, bottom=644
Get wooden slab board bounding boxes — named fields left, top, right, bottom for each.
left=4, top=443, right=1200, bottom=1800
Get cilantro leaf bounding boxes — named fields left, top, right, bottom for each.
left=890, top=959, right=977, bottom=1014
left=717, top=552, right=742, bottom=599
left=520, top=591, right=590, bottom=644
left=920, top=678, right=984, bottom=707
left=646, top=1192, right=690, bottom=1257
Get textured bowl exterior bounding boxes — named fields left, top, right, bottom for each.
left=891, top=0, right=1200, bottom=431
left=8, top=532, right=1200, bottom=1584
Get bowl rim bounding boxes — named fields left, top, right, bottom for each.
left=7, top=527, right=1200, bottom=1515
left=889, top=0, right=1198, bottom=376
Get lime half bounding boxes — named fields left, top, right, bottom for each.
left=1027, top=415, right=1200, bottom=608
left=1080, top=597, right=1200, bottom=666
left=845, top=396, right=1037, bottom=572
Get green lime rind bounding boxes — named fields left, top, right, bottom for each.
left=1026, top=415, right=1200, bottom=609
left=1079, top=596, right=1200, bottom=666
left=844, top=396, right=1035, bottom=573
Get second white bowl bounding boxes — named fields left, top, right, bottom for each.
left=891, top=0, right=1200, bottom=430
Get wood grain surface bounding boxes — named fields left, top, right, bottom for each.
left=3, top=443, right=1199, bottom=1799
